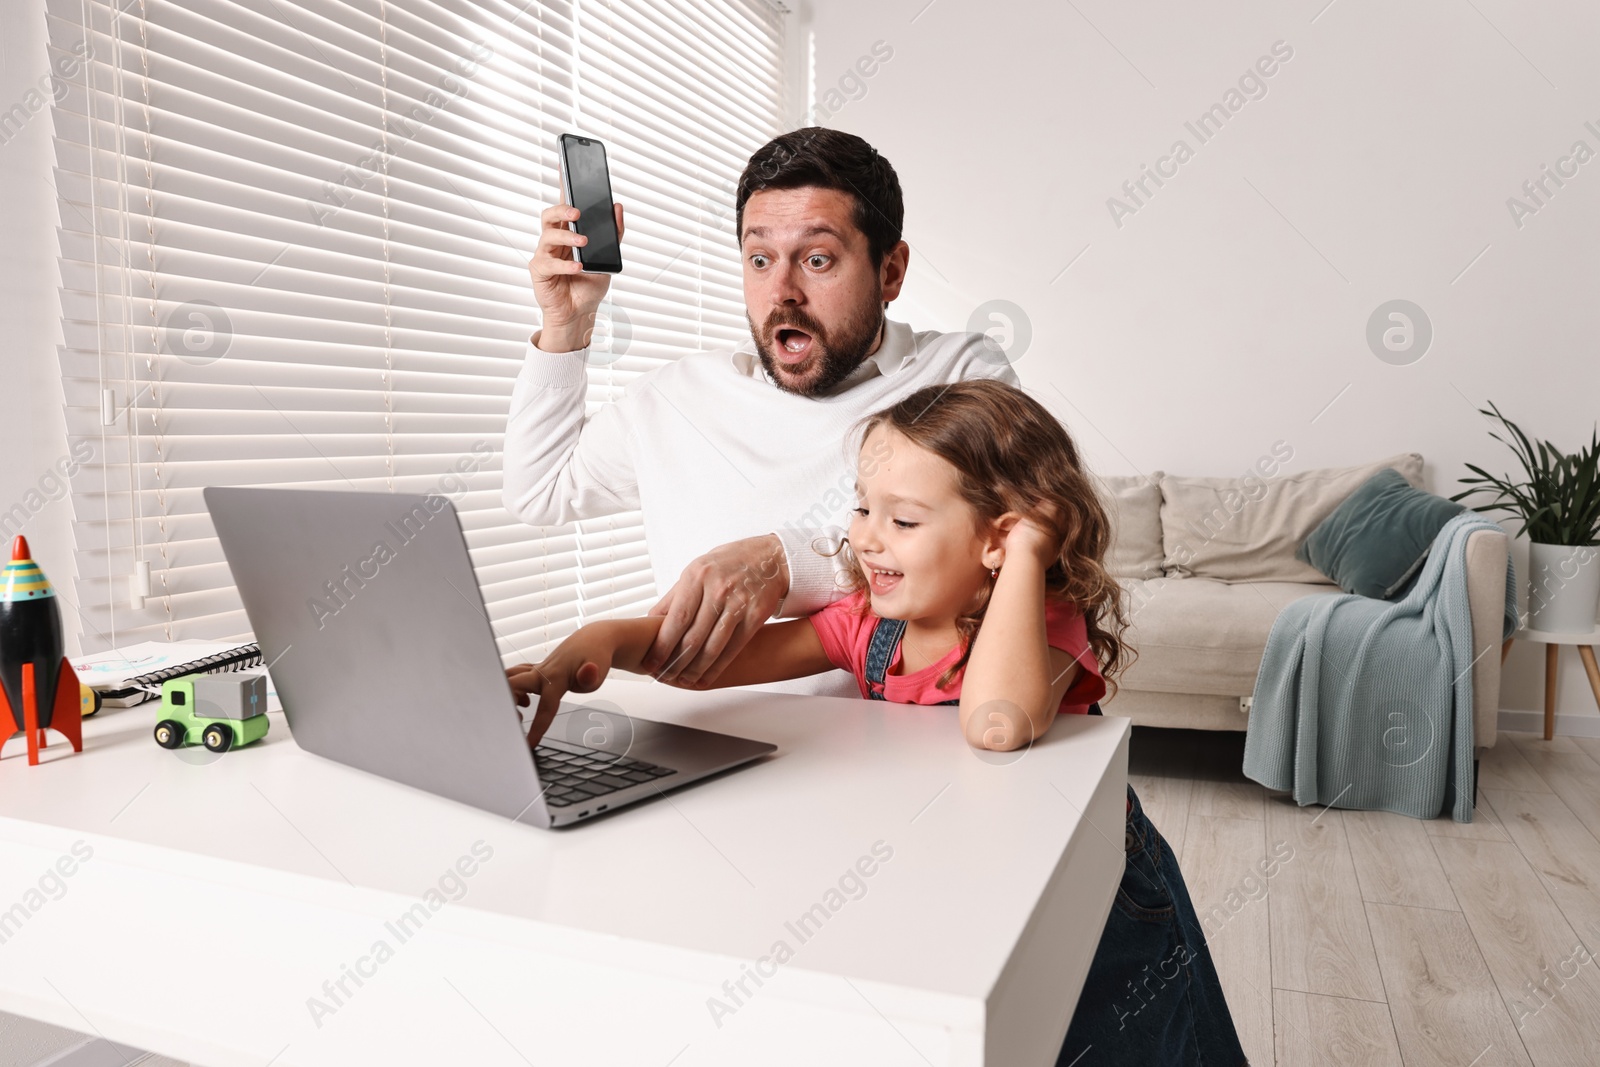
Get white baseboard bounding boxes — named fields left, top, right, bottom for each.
left=1496, top=709, right=1600, bottom=739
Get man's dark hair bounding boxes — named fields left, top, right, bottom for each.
left=735, top=127, right=904, bottom=265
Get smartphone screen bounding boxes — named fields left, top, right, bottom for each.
left=559, top=134, right=623, bottom=273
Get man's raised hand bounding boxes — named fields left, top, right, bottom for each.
left=528, top=201, right=625, bottom=354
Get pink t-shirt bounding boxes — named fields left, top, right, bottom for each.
left=807, top=590, right=1108, bottom=714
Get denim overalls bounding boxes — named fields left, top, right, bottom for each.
left=862, top=616, right=961, bottom=704
left=1057, top=786, right=1248, bottom=1066
left=863, top=614, right=1104, bottom=716
left=859, top=616, right=1245, bottom=1065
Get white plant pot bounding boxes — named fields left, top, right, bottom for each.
left=1527, top=542, right=1600, bottom=633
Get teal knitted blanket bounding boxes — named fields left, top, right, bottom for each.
left=1243, top=512, right=1518, bottom=823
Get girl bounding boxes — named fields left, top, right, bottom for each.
left=509, top=379, right=1245, bottom=1065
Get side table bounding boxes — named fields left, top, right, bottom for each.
left=1500, top=624, right=1600, bottom=741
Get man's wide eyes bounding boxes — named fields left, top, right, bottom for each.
left=746, top=254, right=830, bottom=269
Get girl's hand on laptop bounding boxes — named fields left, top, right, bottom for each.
left=507, top=630, right=616, bottom=745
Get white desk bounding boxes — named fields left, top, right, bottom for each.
left=0, top=679, right=1129, bottom=1067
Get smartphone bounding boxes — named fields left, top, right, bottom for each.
left=557, top=133, right=623, bottom=274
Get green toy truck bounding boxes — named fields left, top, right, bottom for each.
left=153, top=669, right=270, bottom=753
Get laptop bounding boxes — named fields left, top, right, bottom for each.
left=204, top=487, right=776, bottom=828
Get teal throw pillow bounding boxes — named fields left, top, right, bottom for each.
left=1296, top=467, right=1465, bottom=599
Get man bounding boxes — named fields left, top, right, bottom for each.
left=503, top=128, right=1017, bottom=697
left=503, top=127, right=1246, bottom=1066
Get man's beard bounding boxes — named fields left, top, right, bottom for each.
left=749, top=294, right=884, bottom=397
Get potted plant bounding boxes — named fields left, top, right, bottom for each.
left=1452, top=402, right=1600, bottom=633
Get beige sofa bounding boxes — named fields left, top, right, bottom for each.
left=1098, top=452, right=1510, bottom=752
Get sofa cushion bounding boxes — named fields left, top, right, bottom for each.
left=1118, top=577, right=1345, bottom=696
left=1296, top=468, right=1466, bottom=598
left=1159, top=452, right=1425, bottom=584
left=1099, top=472, right=1165, bottom=580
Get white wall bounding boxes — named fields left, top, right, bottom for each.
left=1, top=0, right=79, bottom=656
left=0, top=0, right=95, bottom=1047
left=809, top=0, right=1600, bottom=726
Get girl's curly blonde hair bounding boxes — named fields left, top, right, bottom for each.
left=832, top=378, right=1135, bottom=695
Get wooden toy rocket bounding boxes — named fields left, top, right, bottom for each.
left=0, top=536, right=84, bottom=765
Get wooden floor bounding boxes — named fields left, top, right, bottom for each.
left=1130, top=726, right=1600, bottom=1067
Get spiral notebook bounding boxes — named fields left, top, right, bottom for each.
left=72, top=640, right=264, bottom=707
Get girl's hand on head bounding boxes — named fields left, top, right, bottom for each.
left=996, top=506, right=1065, bottom=570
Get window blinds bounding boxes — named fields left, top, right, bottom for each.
left=47, top=0, right=787, bottom=662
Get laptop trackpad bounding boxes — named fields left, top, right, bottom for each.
left=539, top=705, right=772, bottom=777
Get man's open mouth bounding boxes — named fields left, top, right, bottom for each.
left=773, top=327, right=815, bottom=364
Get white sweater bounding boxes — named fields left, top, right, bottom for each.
left=502, top=319, right=1019, bottom=695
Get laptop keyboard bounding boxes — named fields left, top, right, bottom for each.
left=533, top=745, right=676, bottom=808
